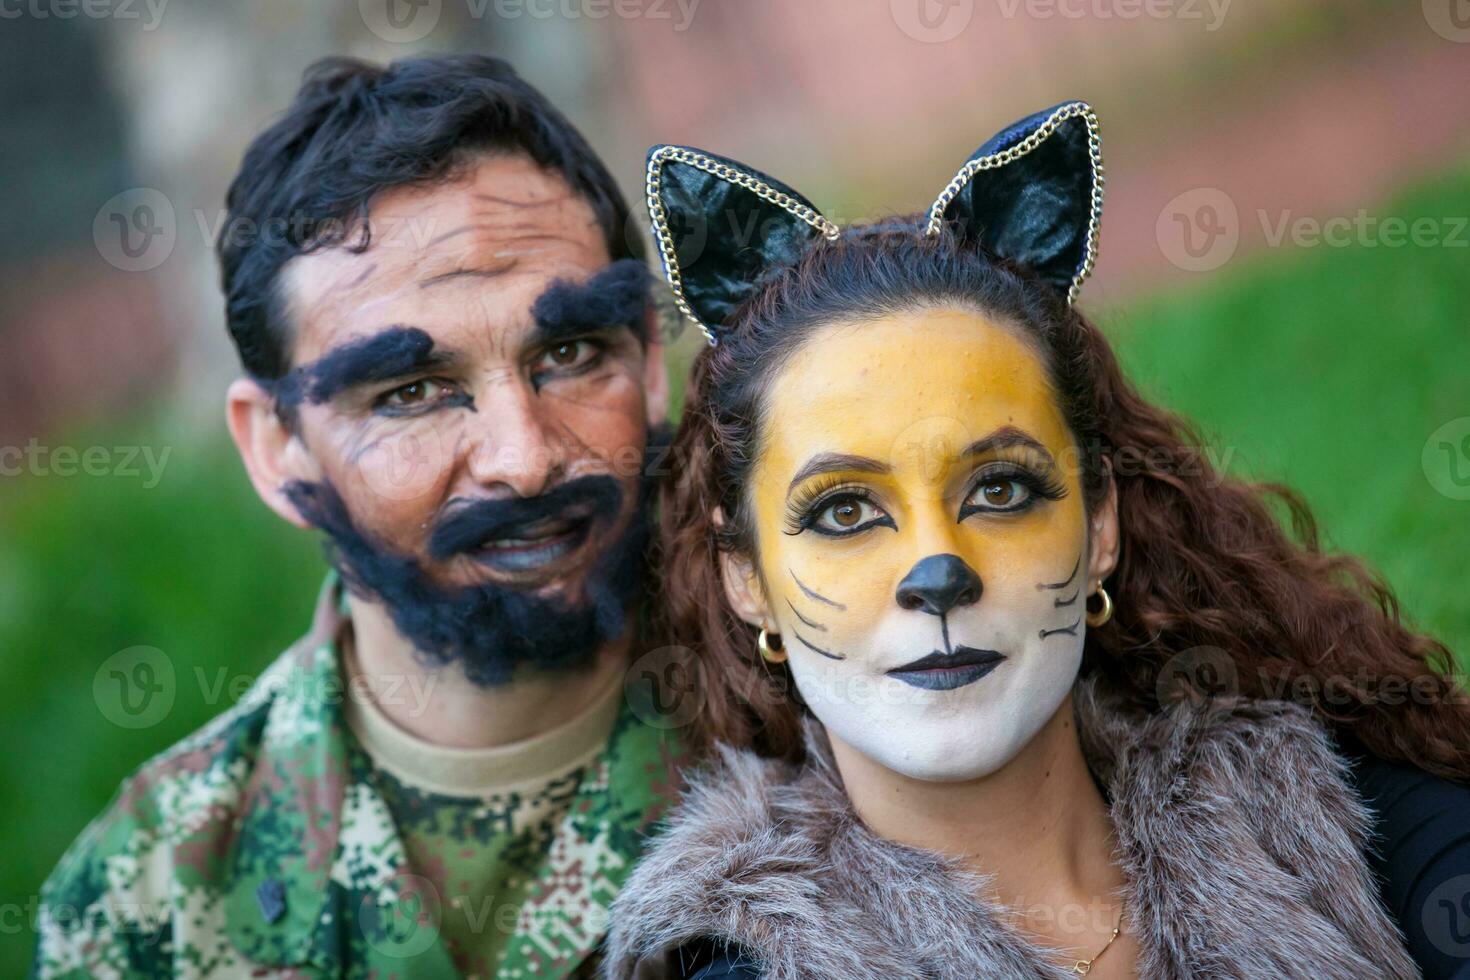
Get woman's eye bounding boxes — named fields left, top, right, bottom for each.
left=382, top=378, right=451, bottom=409
left=813, top=494, right=888, bottom=534
left=966, top=478, right=1033, bottom=512
left=537, top=340, right=599, bottom=372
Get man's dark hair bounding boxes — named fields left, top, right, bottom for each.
left=218, top=54, right=643, bottom=380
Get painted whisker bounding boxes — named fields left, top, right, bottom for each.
left=785, top=599, right=828, bottom=632
left=793, top=630, right=845, bottom=661
left=1036, top=555, right=1081, bottom=591
left=790, top=569, right=846, bottom=610
left=1038, top=616, right=1081, bottom=640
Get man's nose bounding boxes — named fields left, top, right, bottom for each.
left=462, top=380, right=568, bottom=498
left=895, top=554, right=983, bottom=616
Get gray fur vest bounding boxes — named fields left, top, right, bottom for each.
left=604, top=673, right=1419, bottom=979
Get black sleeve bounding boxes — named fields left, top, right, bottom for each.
left=670, top=937, right=763, bottom=979
left=1346, top=748, right=1470, bottom=980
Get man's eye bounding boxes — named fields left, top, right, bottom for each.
left=536, top=339, right=600, bottom=373
left=965, top=478, right=1033, bottom=512
left=813, top=494, right=889, bottom=535
left=381, top=378, right=452, bottom=409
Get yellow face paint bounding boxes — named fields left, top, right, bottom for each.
left=746, top=309, right=1091, bottom=781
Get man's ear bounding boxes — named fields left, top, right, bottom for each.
left=640, top=307, right=670, bottom=427
left=226, top=378, right=321, bottom=530
left=1085, top=457, right=1120, bottom=592
left=713, top=507, right=769, bottom=627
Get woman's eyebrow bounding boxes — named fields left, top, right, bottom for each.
left=787, top=453, right=890, bottom=495
left=961, top=425, right=1057, bottom=465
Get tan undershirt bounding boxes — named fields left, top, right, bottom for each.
left=343, top=658, right=624, bottom=796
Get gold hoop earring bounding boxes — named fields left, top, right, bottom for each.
left=1085, top=586, right=1114, bottom=628
left=757, top=627, right=787, bottom=664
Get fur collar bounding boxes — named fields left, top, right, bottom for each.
left=604, top=672, right=1419, bottom=979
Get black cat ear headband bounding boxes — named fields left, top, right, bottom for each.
left=645, top=100, right=1103, bottom=345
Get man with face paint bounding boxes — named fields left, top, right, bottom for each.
left=33, top=56, right=684, bottom=980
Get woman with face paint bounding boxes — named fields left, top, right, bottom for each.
left=604, top=105, right=1470, bottom=980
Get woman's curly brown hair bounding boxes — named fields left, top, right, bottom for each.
left=656, top=220, right=1470, bottom=778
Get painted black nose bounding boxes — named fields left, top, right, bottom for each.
left=895, top=554, right=983, bottom=616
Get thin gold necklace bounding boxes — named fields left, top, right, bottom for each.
left=1069, top=897, right=1126, bottom=976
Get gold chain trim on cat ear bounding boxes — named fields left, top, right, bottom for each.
left=923, top=101, right=1104, bottom=305
left=646, top=145, right=840, bottom=345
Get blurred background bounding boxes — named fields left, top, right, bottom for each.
left=2, top=0, right=1468, bottom=970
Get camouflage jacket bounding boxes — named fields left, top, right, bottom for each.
left=32, top=576, right=688, bottom=979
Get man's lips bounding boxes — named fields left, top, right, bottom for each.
left=887, top=646, right=1008, bottom=691
left=464, top=515, right=594, bottom=574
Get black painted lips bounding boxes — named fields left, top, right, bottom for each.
left=887, top=646, right=1008, bottom=691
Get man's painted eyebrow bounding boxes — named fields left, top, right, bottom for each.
left=286, top=326, right=456, bottom=404
left=528, top=259, right=653, bottom=350
left=961, top=426, right=1057, bottom=465
left=418, top=259, right=518, bottom=289
left=787, top=454, right=891, bottom=495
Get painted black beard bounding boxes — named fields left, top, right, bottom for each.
left=283, top=463, right=652, bottom=688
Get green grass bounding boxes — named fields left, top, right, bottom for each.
left=2, top=165, right=1467, bottom=975
left=1103, top=165, right=1470, bottom=669
left=0, top=433, right=326, bottom=971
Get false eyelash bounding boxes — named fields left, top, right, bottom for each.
left=963, top=461, right=1068, bottom=512
left=782, top=478, right=874, bottom=536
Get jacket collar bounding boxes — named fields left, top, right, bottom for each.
left=605, top=671, right=1419, bottom=979
left=222, top=575, right=689, bottom=976
left=223, top=573, right=358, bottom=970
